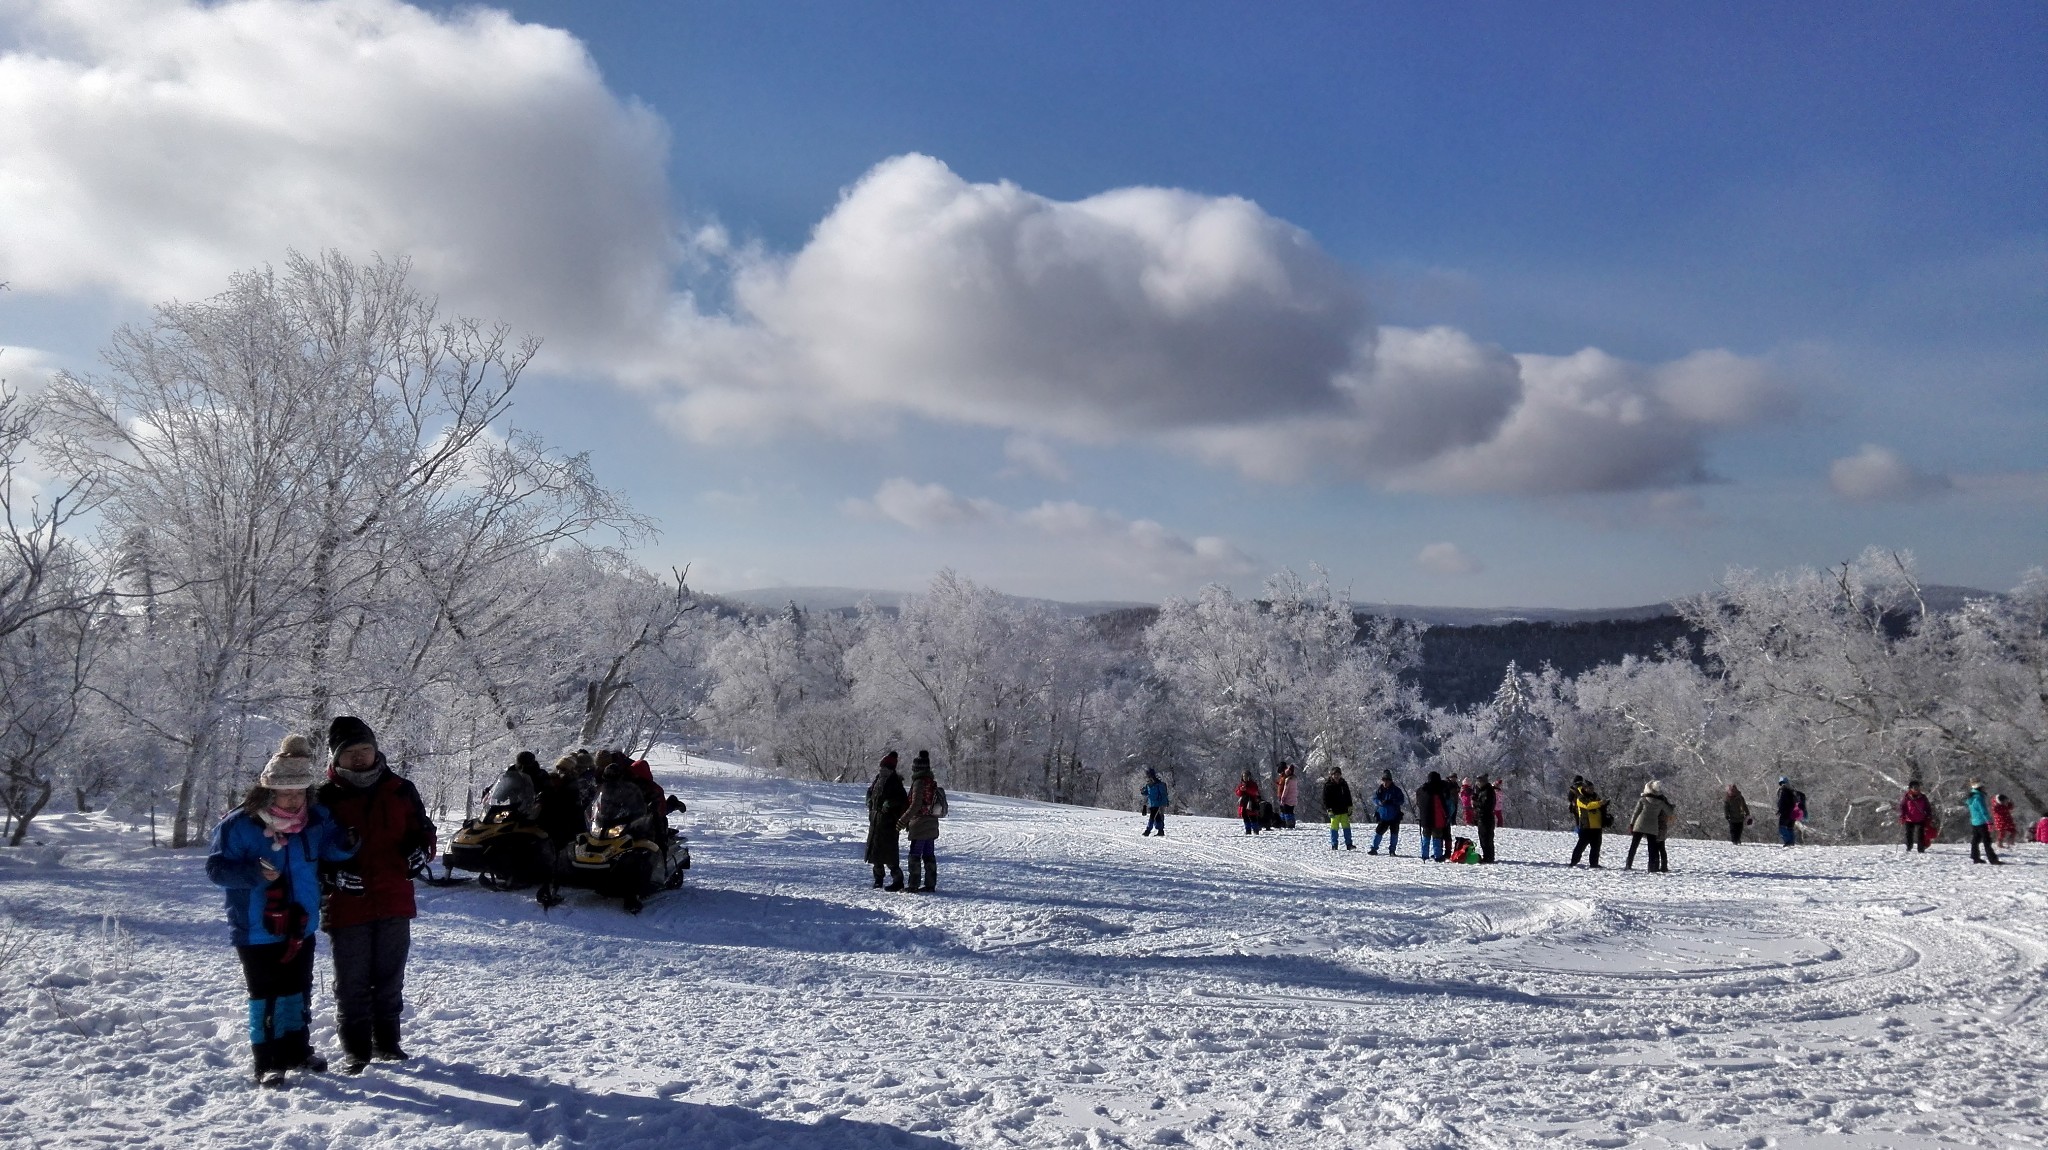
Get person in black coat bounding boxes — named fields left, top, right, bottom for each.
left=1473, top=775, right=1499, bottom=863
left=864, top=751, right=909, bottom=890
left=1321, top=766, right=1355, bottom=851
left=1775, top=777, right=1800, bottom=847
left=1415, top=771, right=1456, bottom=861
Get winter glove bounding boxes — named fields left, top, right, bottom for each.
left=329, top=869, right=364, bottom=894
left=406, top=848, right=432, bottom=877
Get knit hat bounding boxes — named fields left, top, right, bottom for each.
left=259, top=734, right=320, bottom=790
left=328, top=715, right=377, bottom=760
left=879, top=750, right=899, bottom=770
left=1778, top=776, right=1789, bottom=785
left=912, top=750, right=932, bottom=775
left=515, top=750, right=540, bottom=772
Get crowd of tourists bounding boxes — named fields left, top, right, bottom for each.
left=207, top=725, right=2038, bottom=1092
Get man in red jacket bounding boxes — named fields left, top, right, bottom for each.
left=317, top=716, right=435, bottom=1074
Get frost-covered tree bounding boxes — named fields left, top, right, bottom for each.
left=849, top=571, right=1073, bottom=795
left=1146, top=569, right=1419, bottom=815
left=705, top=603, right=873, bottom=780
left=39, top=253, right=647, bottom=843
left=0, top=372, right=111, bottom=842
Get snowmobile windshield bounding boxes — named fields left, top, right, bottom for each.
left=591, top=784, right=645, bottom=832
left=489, top=772, right=537, bottom=818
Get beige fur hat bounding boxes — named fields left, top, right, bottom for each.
left=259, top=734, right=320, bottom=790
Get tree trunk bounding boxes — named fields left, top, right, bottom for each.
left=10, top=775, right=52, bottom=846
left=169, top=746, right=202, bottom=848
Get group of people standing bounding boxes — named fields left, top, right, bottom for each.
left=1566, top=777, right=1675, bottom=870
left=1207, top=756, right=1506, bottom=863
left=1901, top=779, right=2033, bottom=865
left=862, top=750, right=946, bottom=892
left=205, top=718, right=434, bottom=1088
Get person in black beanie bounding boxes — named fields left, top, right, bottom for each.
left=316, top=715, right=436, bottom=1074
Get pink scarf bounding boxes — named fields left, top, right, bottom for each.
left=258, top=802, right=308, bottom=849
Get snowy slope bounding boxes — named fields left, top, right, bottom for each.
left=2, top=752, right=2043, bottom=1150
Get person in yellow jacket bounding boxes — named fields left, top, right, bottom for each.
left=1568, top=776, right=1608, bottom=868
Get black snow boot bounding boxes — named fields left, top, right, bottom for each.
left=872, top=865, right=886, bottom=888
left=905, top=856, right=924, bottom=891
left=372, top=1019, right=410, bottom=1062
left=340, top=1022, right=373, bottom=1075
left=884, top=865, right=904, bottom=892
left=920, top=859, right=937, bottom=893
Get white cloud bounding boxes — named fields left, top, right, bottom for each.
left=1176, top=336, right=1789, bottom=494
left=1001, top=435, right=1071, bottom=482
left=1829, top=444, right=1952, bottom=502
left=1654, top=348, right=1797, bottom=428
left=843, top=477, right=1006, bottom=530
left=655, top=152, right=1368, bottom=440
left=0, top=3, right=1798, bottom=500
left=1020, top=500, right=1257, bottom=584
left=0, top=344, right=62, bottom=396
left=0, top=0, right=672, bottom=350
left=843, top=479, right=1253, bottom=583
left=1415, top=542, right=1482, bottom=576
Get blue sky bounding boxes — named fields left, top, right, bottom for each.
left=2, top=1, right=2042, bottom=605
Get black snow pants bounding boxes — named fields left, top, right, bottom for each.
left=1476, top=816, right=1496, bottom=863
left=1625, top=832, right=1668, bottom=872
left=1970, top=825, right=2001, bottom=864
left=331, top=917, right=411, bottom=1058
left=1728, top=820, right=1745, bottom=844
left=1571, top=828, right=1602, bottom=867
left=237, top=938, right=318, bottom=1074
left=1903, top=822, right=1928, bottom=852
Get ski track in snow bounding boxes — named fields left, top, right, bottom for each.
left=1, top=752, right=2044, bottom=1149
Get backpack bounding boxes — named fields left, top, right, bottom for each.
left=933, top=785, right=949, bottom=818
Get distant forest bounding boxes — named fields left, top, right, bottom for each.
left=1402, top=614, right=1705, bottom=709
left=1091, top=607, right=1704, bottom=711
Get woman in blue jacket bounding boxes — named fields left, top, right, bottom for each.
left=1141, top=768, right=1169, bottom=837
left=206, top=735, right=356, bottom=1087
left=1966, top=782, right=2003, bottom=865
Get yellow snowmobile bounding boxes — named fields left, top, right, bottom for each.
left=444, top=805, right=553, bottom=889
left=561, top=781, right=690, bottom=913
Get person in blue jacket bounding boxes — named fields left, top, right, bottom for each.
left=206, top=735, right=357, bottom=1088
left=1966, top=781, right=2003, bottom=865
left=1140, top=768, right=1169, bottom=837
left=1369, top=772, right=1406, bottom=855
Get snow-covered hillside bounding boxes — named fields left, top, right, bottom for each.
left=3, top=753, right=2043, bottom=1149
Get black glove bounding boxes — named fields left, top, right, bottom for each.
left=330, top=869, right=364, bottom=894
left=406, top=848, right=431, bottom=877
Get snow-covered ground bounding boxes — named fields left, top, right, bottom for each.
left=3, top=752, right=2044, bottom=1149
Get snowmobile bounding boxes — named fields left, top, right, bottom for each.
left=442, top=804, right=555, bottom=889
left=561, top=794, right=690, bottom=913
